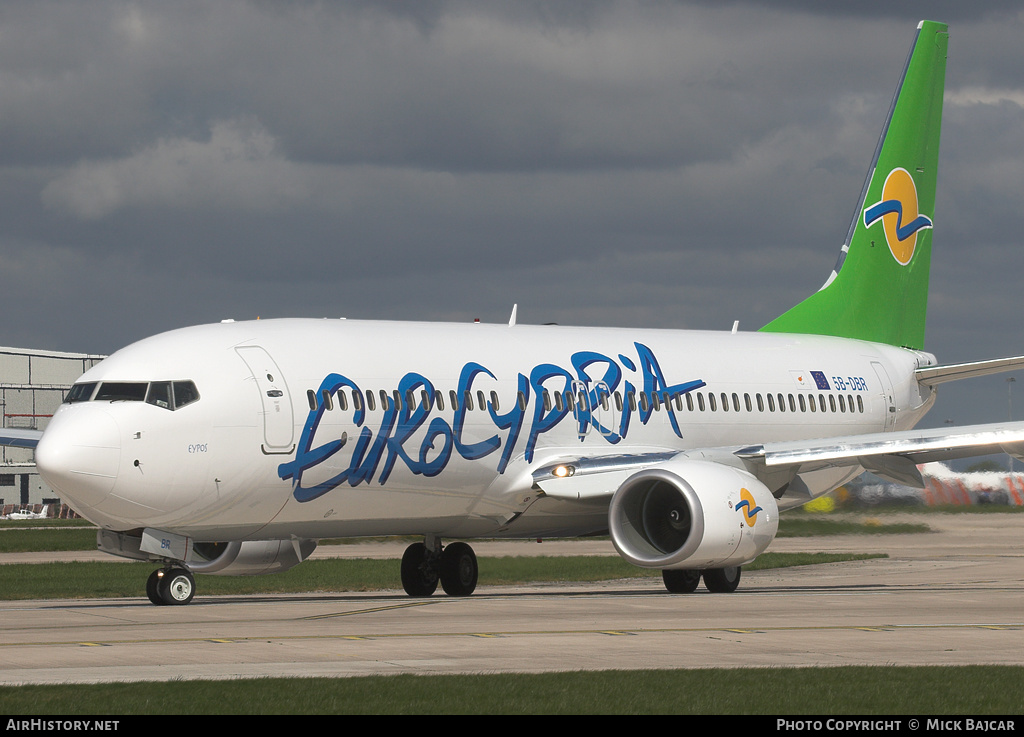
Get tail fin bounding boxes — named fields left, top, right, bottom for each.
left=761, top=20, right=948, bottom=350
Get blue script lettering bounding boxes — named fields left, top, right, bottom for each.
left=280, top=343, right=704, bottom=502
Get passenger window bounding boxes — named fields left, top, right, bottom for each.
left=322, top=389, right=334, bottom=411
left=857, top=395, right=864, bottom=413
left=477, top=390, right=486, bottom=411
left=490, top=391, right=500, bottom=412
left=627, top=391, right=636, bottom=411
left=464, top=391, right=474, bottom=412
left=686, top=393, right=694, bottom=411
left=435, top=390, right=445, bottom=411
left=393, top=390, right=402, bottom=409
left=847, top=394, right=854, bottom=413
left=147, top=382, right=173, bottom=410
left=338, top=391, right=348, bottom=411
left=352, top=390, right=363, bottom=411
left=719, top=392, right=728, bottom=412
left=788, top=394, right=796, bottom=413
left=838, top=394, right=846, bottom=413
left=543, top=391, right=552, bottom=412
left=366, top=391, right=375, bottom=412
left=767, top=394, right=775, bottom=412
left=829, top=395, right=837, bottom=413
left=732, top=393, right=740, bottom=412
left=798, top=394, right=806, bottom=412
left=639, top=393, right=649, bottom=412
left=518, top=391, right=527, bottom=411
left=808, top=394, right=815, bottom=412
left=744, top=393, right=752, bottom=412
left=615, top=391, right=623, bottom=412
left=709, top=393, right=717, bottom=412
left=449, top=390, right=459, bottom=411
left=651, top=393, right=660, bottom=411
left=420, top=390, right=430, bottom=409
left=756, top=394, right=764, bottom=412
left=818, top=394, right=827, bottom=412
left=777, top=393, right=786, bottom=412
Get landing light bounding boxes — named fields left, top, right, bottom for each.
left=553, top=464, right=575, bottom=478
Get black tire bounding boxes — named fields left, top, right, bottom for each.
left=146, top=570, right=165, bottom=606
left=662, top=569, right=701, bottom=593
left=158, top=567, right=196, bottom=605
left=440, top=542, right=478, bottom=596
left=401, top=542, right=439, bottom=597
left=702, top=566, right=741, bottom=593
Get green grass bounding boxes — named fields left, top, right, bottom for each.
left=777, top=518, right=930, bottom=537
left=0, top=666, right=1020, bottom=714
left=0, top=513, right=932, bottom=555
left=0, top=552, right=883, bottom=600
left=0, top=527, right=99, bottom=552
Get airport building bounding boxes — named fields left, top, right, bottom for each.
left=0, top=346, right=105, bottom=513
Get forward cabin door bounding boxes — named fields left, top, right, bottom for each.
left=236, top=346, right=296, bottom=454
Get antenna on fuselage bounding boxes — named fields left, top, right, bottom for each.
left=509, top=303, right=518, bottom=326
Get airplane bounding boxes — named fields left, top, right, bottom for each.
left=4, top=20, right=1024, bottom=606
left=1, top=504, right=49, bottom=521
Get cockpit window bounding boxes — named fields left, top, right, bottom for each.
left=68, top=380, right=200, bottom=410
left=146, top=382, right=172, bottom=409
left=95, top=382, right=149, bottom=402
left=64, top=382, right=98, bottom=403
left=173, top=381, right=200, bottom=409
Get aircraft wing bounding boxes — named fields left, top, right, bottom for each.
left=534, top=420, right=1024, bottom=500
left=0, top=428, right=43, bottom=449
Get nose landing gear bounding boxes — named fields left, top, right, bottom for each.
left=146, top=566, right=196, bottom=606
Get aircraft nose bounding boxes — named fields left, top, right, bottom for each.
left=36, top=407, right=121, bottom=514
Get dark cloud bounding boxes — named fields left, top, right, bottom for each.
left=0, top=1, right=1022, bottom=430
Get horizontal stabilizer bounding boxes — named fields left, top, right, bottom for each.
left=916, top=355, right=1024, bottom=386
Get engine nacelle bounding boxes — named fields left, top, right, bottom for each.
left=609, top=459, right=778, bottom=570
left=188, top=539, right=317, bottom=576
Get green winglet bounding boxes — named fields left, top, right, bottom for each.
left=761, top=21, right=948, bottom=350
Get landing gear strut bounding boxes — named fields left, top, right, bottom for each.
left=146, top=566, right=196, bottom=606
left=401, top=538, right=478, bottom=597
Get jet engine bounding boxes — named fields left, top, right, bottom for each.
left=608, top=459, right=778, bottom=570
left=188, top=539, right=317, bottom=576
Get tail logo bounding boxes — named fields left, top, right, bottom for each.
left=736, top=488, right=762, bottom=526
left=862, top=167, right=933, bottom=265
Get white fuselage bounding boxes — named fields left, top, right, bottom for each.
left=36, top=318, right=936, bottom=542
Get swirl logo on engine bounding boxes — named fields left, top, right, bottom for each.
left=736, top=488, right=762, bottom=526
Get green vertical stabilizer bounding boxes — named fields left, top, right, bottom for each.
left=760, top=21, right=948, bottom=350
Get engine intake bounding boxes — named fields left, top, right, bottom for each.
left=609, top=459, right=778, bottom=570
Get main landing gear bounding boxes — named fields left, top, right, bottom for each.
left=401, top=538, right=479, bottom=597
left=662, top=566, right=741, bottom=594
left=146, top=566, right=196, bottom=606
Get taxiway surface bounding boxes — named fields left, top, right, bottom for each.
left=0, top=514, right=1021, bottom=684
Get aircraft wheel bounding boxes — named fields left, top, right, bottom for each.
left=401, top=542, right=439, bottom=597
left=440, top=542, right=478, bottom=596
left=662, top=569, right=701, bottom=594
left=146, top=570, right=165, bottom=606
left=702, top=566, right=741, bottom=593
left=158, top=567, right=196, bottom=605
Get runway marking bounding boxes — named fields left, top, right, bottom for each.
left=7, top=622, right=1024, bottom=650
left=206, top=639, right=234, bottom=643
left=300, top=601, right=435, bottom=620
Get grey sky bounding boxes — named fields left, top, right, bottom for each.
left=1, top=1, right=1023, bottom=429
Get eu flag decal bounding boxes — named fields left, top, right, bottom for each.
left=810, top=371, right=831, bottom=390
